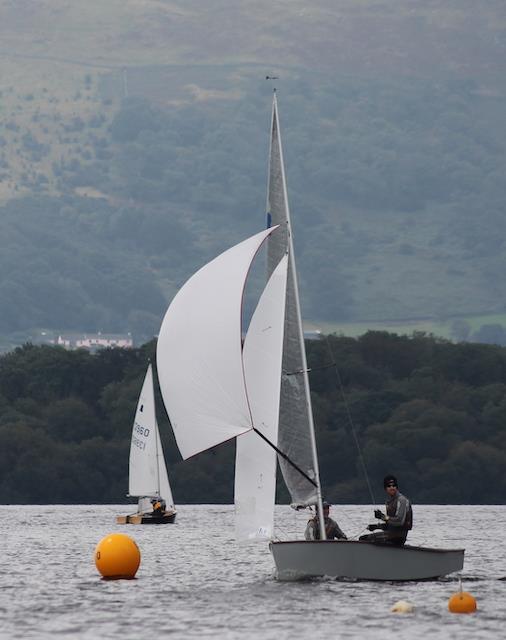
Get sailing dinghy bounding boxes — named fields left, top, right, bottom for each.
left=117, top=364, right=177, bottom=525
left=156, top=93, right=464, bottom=580
left=264, top=92, right=464, bottom=580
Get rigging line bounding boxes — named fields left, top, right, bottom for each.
left=321, top=334, right=377, bottom=506
left=273, top=524, right=293, bottom=541
left=252, top=427, right=317, bottom=488
left=274, top=506, right=310, bottom=541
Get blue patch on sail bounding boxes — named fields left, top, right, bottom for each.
left=266, top=212, right=272, bottom=228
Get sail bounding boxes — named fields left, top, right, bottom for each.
left=157, top=227, right=278, bottom=460
left=266, top=93, right=320, bottom=505
left=129, top=364, right=163, bottom=498
left=155, top=418, right=174, bottom=508
left=235, top=254, right=289, bottom=540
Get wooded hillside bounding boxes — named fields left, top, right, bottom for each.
left=2, top=1, right=506, bottom=348
left=1, top=334, right=505, bottom=504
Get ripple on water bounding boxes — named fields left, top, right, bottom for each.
left=0, top=504, right=504, bottom=639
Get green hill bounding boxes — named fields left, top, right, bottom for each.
left=2, top=1, right=506, bottom=345
left=2, top=335, right=506, bottom=504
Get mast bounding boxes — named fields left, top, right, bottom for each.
left=268, top=92, right=326, bottom=540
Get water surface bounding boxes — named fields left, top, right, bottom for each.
left=0, top=504, right=502, bottom=639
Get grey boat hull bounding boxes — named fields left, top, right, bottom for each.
left=270, top=540, right=464, bottom=581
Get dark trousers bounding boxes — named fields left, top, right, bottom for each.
left=359, top=531, right=407, bottom=546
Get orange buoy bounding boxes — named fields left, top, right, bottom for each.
left=94, top=533, right=141, bottom=580
left=448, top=591, right=477, bottom=614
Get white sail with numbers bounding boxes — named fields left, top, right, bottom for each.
left=128, top=364, right=174, bottom=508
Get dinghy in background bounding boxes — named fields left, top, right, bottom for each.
left=117, top=364, right=177, bottom=525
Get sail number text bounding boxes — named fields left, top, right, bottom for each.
left=132, top=422, right=150, bottom=450
left=134, top=422, right=150, bottom=437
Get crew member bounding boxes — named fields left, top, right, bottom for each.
left=305, top=501, right=347, bottom=540
left=359, top=475, right=412, bottom=546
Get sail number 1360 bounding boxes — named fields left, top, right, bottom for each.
left=134, top=422, right=150, bottom=438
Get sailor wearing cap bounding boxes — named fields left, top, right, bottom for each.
left=359, top=475, right=413, bottom=546
left=304, top=501, right=347, bottom=541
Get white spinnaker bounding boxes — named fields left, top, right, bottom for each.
left=156, top=418, right=174, bottom=508
left=157, top=227, right=278, bottom=460
left=129, top=364, right=159, bottom=497
left=235, top=254, right=288, bottom=540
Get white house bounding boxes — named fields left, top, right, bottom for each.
left=56, top=332, right=133, bottom=351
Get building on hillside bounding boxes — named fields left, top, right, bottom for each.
left=56, top=332, right=133, bottom=351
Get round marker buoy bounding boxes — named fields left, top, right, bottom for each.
left=391, top=600, right=414, bottom=613
left=94, top=533, right=141, bottom=580
left=448, top=591, right=477, bottom=614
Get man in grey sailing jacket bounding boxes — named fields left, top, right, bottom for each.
left=305, top=501, right=347, bottom=540
left=359, top=475, right=412, bottom=546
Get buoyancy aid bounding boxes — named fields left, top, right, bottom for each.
left=386, top=492, right=413, bottom=531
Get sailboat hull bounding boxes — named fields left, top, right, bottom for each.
left=270, top=540, right=464, bottom=581
left=116, top=510, right=177, bottom=525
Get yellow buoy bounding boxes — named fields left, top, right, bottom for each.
left=448, top=591, right=477, bottom=614
left=94, top=533, right=141, bottom=580
left=391, top=600, right=414, bottom=613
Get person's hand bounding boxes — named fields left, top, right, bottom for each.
left=374, top=509, right=386, bottom=520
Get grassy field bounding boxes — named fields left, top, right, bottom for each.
left=306, top=312, right=506, bottom=340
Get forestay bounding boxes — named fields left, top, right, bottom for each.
left=266, top=93, right=320, bottom=506
left=157, top=227, right=278, bottom=460
left=155, top=417, right=174, bottom=509
left=235, top=254, right=289, bottom=540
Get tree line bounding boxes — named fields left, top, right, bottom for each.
left=1, top=332, right=506, bottom=504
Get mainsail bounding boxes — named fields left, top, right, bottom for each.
left=235, top=254, right=288, bottom=540
left=266, top=93, right=322, bottom=507
left=157, top=227, right=278, bottom=460
left=129, top=364, right=172, bottom=505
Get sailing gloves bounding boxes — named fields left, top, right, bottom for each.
left=366, top=509, right=388, bottom=532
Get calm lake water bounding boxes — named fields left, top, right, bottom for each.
left=0, top=504, right=503, bottom=639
